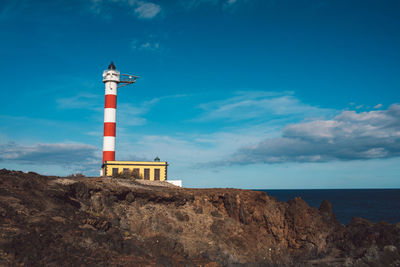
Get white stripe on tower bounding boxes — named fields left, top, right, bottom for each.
left=102, top=62, right=120, bottom=164
left=104, top=108, right=116, bottom=122
left=103, top=136, right=115, bottom=151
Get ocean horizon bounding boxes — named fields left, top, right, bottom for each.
left=255, top=189, right=400, bottom=225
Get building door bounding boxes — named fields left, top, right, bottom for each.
left=112, top=168, right=119, bottom=176
left=133, top=168, right=140, bottom=178
left=144, top=169, right=150, bottom=180
left=154, top=169, right=160, bottom=181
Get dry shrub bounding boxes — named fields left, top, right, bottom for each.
left=67, top=173, right=85, bottom=178
left=113, top=170, right=142, bottom=181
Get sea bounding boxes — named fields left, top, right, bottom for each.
left=256, top=189, right=400, bottom=225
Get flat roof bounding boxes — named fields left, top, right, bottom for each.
left=104, top=161, right=168, bottom=165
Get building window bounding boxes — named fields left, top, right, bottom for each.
left=123, top=168, right=130, bottom=174
left=133, top=168, right=140, bottom=177
left=154, top=169, right=160, bottom=181
left=144, top=169, right=150, bottom=180
left=112, top=168, right=119, bottom=176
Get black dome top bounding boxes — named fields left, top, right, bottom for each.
left=108, top=61, right=116, bottom=70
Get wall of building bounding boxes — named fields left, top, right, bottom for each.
left=103, top=161, right=167, bottom=181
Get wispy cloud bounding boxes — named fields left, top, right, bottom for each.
left=56, top=92, right=186, bottom=126
left=0, top=0, right=162, bottom=21
left=88, top=0, right=161, bottom=19
left=118, top=94, right=187, bottom=126
left=0, top=141, right=99, bottom=173
left=134, top=1, right=161, bottom=19
left=220, top=104, right=400, bottom=165
left=56, top=93, right=101, bottom=110
left=88, top=0, right=103, bottom=15
left=56, top=93, right=149, bottom=125
left=110, top=91, right=336, bottom=169
left=131, top=39, right=161, bottom=51
left=116, top=123, right=278, bottom=171
left=195, top=91, right=333, bottom=122
left=118, top=102, right=150, bottom=126
left=1, top=0, right=245, bottom=22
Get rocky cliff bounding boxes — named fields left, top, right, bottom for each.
left=0, top=169, right=399, bottom=266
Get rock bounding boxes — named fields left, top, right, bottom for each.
left=0, top=169, right=399, bottom=266
left=193, top=206, right=203, bottom=214
left=210, top=210, right=222, bottom=218
left=384, top=245, right=397, bottom=253
left=125, top=192, right=135, bottom=203
left=175, top=211, right=189, bottom=221
left=319, top=199, right=339, bottom=224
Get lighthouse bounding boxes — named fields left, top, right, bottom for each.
left=102, top=62, right=139, bottom=167
left=99, top=62, right=180, bottom=186
left=102, top=62, right=119, bottom=163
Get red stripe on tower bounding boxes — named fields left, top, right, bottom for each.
left=104, top=95, right=117, bottom=108
left=103, top=151, right=115, bottom=162
left=103, top=122, right=116, bottom=136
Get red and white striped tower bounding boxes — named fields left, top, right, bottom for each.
left=102, top=62, right=119, bottom=163
left=101, top=62, right=139, bottom=170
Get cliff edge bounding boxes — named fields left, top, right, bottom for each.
left=0, top=169, right=399, bottom=266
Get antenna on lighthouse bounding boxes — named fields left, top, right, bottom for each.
left=101, top=62, right=139, bottom=166
left=117, top=62, right=140, bottom=88
left=119, top=73, right=140, bottom=88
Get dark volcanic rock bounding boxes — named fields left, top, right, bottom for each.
left=0, top=169, right=399, bottom=266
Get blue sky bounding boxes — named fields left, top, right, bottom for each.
left=0, top=0, right=399, bottom=188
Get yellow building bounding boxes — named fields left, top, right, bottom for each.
left=102, top=158, right=168, bottom=181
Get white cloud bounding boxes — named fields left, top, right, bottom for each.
left=106, top=91, right=336, bottom=170
left=134, top=1, right=161, bottom=19
left=374, top=103, right=383, bottom=109
left=131, top=39, right=161, bottom=51
left=0, top=141, right=100, bottom=173
left=118, top=103, right=149, bottom=126
left=223, top=104, right=400, bottom=165
left=56, top=93, right=101, bottom=110
left=195, top=91, right=333, bottom=122
left=116, top=123, right=278, bottom=172
left=118, top=94, right=187, bottom=126
left=88, top=0, right=161, bottom=19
